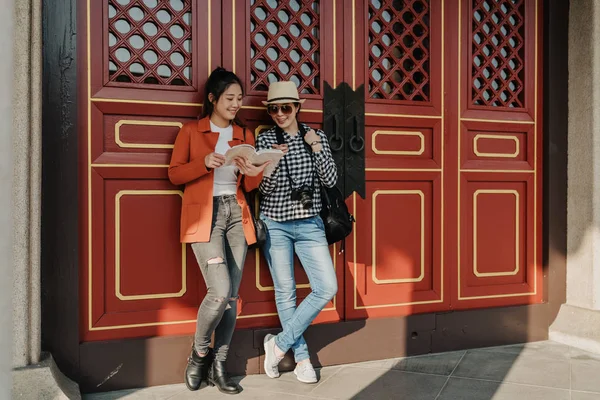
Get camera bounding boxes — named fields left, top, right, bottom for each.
left=291, top=185, right=314, bottom=209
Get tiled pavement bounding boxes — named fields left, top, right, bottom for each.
left=84, top=341, right=600, bottom=400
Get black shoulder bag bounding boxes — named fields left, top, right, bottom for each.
left=275, top=124, right=355, bottom=245
left=242, top=128, right=267, bottom=249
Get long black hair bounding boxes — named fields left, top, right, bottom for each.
left=200, top=67, right=245, bottom=126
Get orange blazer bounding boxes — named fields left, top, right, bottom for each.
left=168, top=117, right=263, bottom=244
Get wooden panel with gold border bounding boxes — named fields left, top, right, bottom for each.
left=366, top=117, right=442, bottom=172
left=346, top=173, right=445, bottom=319
left=456, top=172, right=541, bottom=306
left=87, top=177, right=201, bottom=341
left=461, top=120, right=534, bottom=170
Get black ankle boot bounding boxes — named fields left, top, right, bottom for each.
left=209, top=360, right=241, bottom=394
left=184, top=347, right=213, bottom=391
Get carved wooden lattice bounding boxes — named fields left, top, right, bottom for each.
left=368, top=0, right=430, bottom=101
left=250, top=0, right=320, bottom=94
left=108, top=0, right=192, bottom=86
left=471, top=0, right=525, bottom=107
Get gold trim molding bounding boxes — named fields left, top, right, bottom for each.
left=115, top=190, right=186, bottom=301
left=115, top=120, right=182, bottom=149
left=372, top=190, right=425, bottom=284
left=473, top=190, right=520, bottom=278
left=372, top=131, right=425, bottom=156
left=473, top=134, right=520, bottom=158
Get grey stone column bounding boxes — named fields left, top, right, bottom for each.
left=0, top=0, right=15, bottom=397
left=550, top=0, right=600, bottom=353
left=12, top=0, right=42, bottom=368
left=9, top=0, right=80, bottom=397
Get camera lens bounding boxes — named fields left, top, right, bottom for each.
left=300, top=191, right=313, bottom=209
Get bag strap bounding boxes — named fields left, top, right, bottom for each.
left=275, top=124, right=316, bottom=190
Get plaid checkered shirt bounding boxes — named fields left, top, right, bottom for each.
left=256, top=124, right=338, bottom=222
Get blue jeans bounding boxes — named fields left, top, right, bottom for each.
left=261, top=214, right=338, bottom=362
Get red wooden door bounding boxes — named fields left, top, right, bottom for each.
left=82, top=0, right=221, bottom=341
left=81, top=0, right=542, bottom=342
left=81, top=0, right=344, bottom=341
left=344, top=0, right=542, bottom=319
left=452, top=0, right=542, bottom=308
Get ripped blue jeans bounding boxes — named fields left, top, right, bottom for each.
left=191, top=195, right=247, bottom=362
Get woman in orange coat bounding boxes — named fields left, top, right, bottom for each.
left=168, top=67, right=267, bottom=395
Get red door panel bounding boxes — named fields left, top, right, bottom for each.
left=349, top=177, right=443, bottom=318
left=345, top=0, right=450, bottom=319
left=452, top=0, right=543, bottom=308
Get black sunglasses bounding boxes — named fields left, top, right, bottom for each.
left=266, top=104, right=295, bottom=115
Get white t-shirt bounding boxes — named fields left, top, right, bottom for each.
left=210, top=121, right=238, bottom=196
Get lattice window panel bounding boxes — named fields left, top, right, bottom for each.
left=471, top=0, right=525, bottom=107
left=250, top=0, right=321, bottom=94
left=108, top=0, right=192, bottom=86
left=368, top=0, right=430, bottom=101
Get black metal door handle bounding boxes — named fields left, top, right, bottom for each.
left=329, top=114, right=344, bottom=152
left=349, top=135, right=364, bottom=152
left=349, top=115, right=364, bottom=153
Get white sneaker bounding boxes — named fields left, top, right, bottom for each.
left=263, top=334, right=283, bottom=379
left=294, top=361, right=318, bottom=384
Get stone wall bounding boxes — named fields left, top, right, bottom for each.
left=12, top=0, right=42, bottom=368
left=0, top=0, right=15, bottom=396
left=550, top=0, right=600, bottom=354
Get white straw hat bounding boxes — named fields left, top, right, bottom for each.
left=262, top=81, right=306, bottom=105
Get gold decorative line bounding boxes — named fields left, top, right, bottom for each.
left=473, top=190, right=519, bottom=277
left=242, top=105, right=323, bottom=113
left=236, top=312, right=278, bottom=319
left=533, top=0, right=538, bottom=295
left=254, top=124, right=272, bottom=138
left=372, top=130, right=425, bottom=155
left=365, top=112, right=442, bottom=119
left=91, top=164, right=170, bottom=168
left=87, top=0, right=93, bottom=331
left=353, top=192, right=357, bottom=310
left=208, top=0, right=211, bottom=76
left=457, top=291, right=535, bottom=300
left=473, top=134, right=519, bottom=158
left=239, top=304, right=337, bottom=319
left=372, top=190, right=425, bottom=284
left=352, top=0, right=355, bottom=90
left=114, top=120, right=182, bottom=149
left=440, top=0, right=445, bottom=303
left=460, top=117, right=534, bottom=125
left=91, top=98, right=202, bottom=107
left=366, top=168, right=442, bottom=172
left=354, top=298, right=444, bottom=310
left=457, top=0, right=462, bottom=300
left=333, top=0, right=336, bottom=84
left=89, top=319, right=197, bottom=331
left=460, top=169, right=534, bottom=173
left=115, top=190, right=186, bottom=300
left=232, top=0, right=236, bottom=74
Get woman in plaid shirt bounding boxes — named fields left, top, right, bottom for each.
left=256, top=81, right=338, bottom=384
